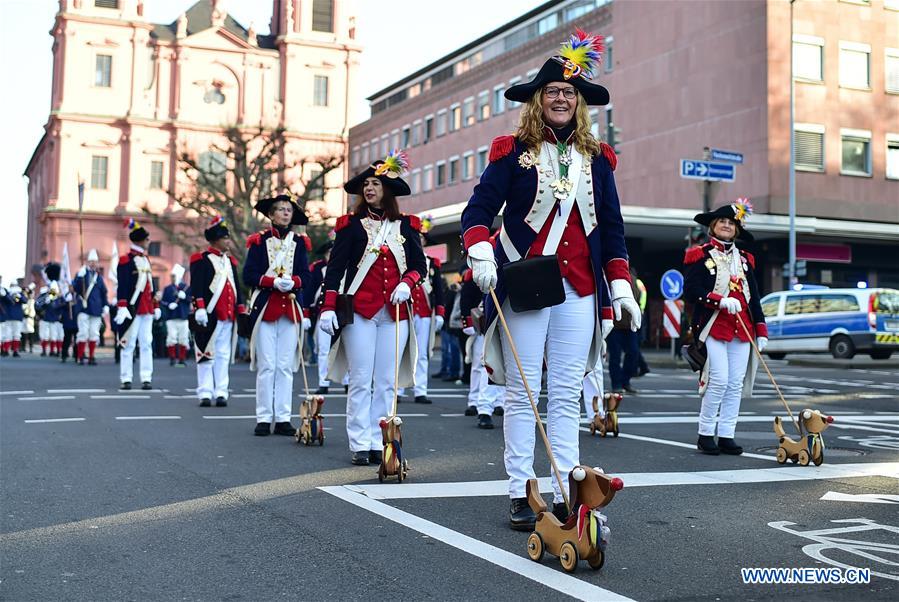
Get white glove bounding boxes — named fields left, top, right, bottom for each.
left=433, top=315, right=444, bottom=331
left=168, top=302, right=178, bottom=310
left=274, top=277, right=294, bottom=293
left=0, top=287, right=6, bottom=297
left=102, top=305, right=110, bottom=317
left=302, top=317, right=312, bottom=330
left=390, top=282, right=411, bottom=305
left=177, top=290, right=186, bottom=300
left=319, top=310, right=339, bottom=336
left=601, top=319, right=614, bottom=340
left=77, top=266, right=86, bottom=278
left=64, top=292, right=73, bottom=303
left=195, top=308, right=209, bottom=327
left=610, top=279, right=642, bottom=331
left=757, top=336, right=769, bottom=352
left=462, top=326, right=476, bottom=336
left=467, top=241, right=497, bottom=294
left=719, top=296, right=742, bottom=315
left=114, top=306, right=131, bottom=326
left=153, top=307, right=162, bottom=321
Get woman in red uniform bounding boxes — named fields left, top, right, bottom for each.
left=318, top=151, right=427, bottom=465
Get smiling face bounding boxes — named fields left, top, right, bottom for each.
left=269, top=200, right=294, bottom=227
left=711, top=217, right=737, bottom=242
left=362, top=177, right=384, bottom=208
left=541, top=82, right=578, bottom=128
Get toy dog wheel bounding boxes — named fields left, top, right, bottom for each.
left=559, top=541, right=579, bottom=573
left=611, top=414, right=619, bottom=437
left=396, top=463, right=405, bottom=483
left=589, top=422, right=596, bottom=436
left=315, top=417, right=325, bottom=446
left=587, top=549, right=604, bottom=570
left=775, top=448, right=787, bottom=463
left=813, top=449, right=824, bottom=466
left=526, top=532, right=544, bottom=562
left=377, top=464, right=385, bottom=483
left=798, top=449, right=810, bottom=466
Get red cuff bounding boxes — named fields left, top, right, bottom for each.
left=463, top=225, right=490, bottom=250
left=292, top=276, right=302, bottom=290
left=704, top=292, right=723, bottom=307
left=435, top=305, right=445, bottom=318
left=194, top=298, right=206, bottom=309
left=605, top=258, right=631, bottom=283
left=302, top=307, right=310, bottom=318
left=260, top=275, right=275, bottom=288
left=755, top=323, right=769, bottom=338
left=402, top=270, right=422, bottom=289
left=321, top=290, right=338, bottom=312
left=601, top=306, right=613, bottom=321
left=117, top=299, right=127, bottom=307
left=462, top=316, right=472, bottom=328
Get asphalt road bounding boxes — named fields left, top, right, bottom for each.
left=1, top=350, right=897, bottom=601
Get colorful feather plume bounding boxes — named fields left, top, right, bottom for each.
left=208, top=215, right=224, bottom=228
left=374, top=149, right=410, bottom=178
left=732, top=197, right=754, bottom=222
left=558, top=28, right=604, bottom=80
left=124, top=218, right=141, bottom=232
left=420, top=214, right=433, bottom=234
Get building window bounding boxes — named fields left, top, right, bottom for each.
left=424, top=115, right=433, bottom=144
left=841, top=129, right=871, bottom=176
left=422, top=165, right=433, bottom=192
left=380, top=135, right=388, bottom=156
left=604, top=36, right=613, bottom=72
left=448, top=156, right=459, bottom=184
left=307, top=167, right=324, bottom=200
left=312, top=0, right=334, bottom=33
left=462, top=97, right=475, bottom=127
left=449, top=104, right=461, bottom=132
left=537, top=13, right=558, bottom=35
left=410, top=169, right=422, bottom=194
left=350, top=146, right=360, bottom=168
left=95, top=0, right=119, bottom=8
left=839, top=41, right=870, bottom=89
left=886, top=135, right=899, bottom=180
left=148, top=242, right=161, bottom=257
left=793, top=35, right=824, bottom=82
left=492, top=85, right=505, bottom=116
left=95, top=54, right=112, bottom=88
left=506, top=77, right=522, bottom=109
left=436, top=110, right=447, bottom=137
left=462, top=152, right=475, bottom=180
left=198, top=150, right=227, bottom=191
left=886, top=49, right=899, bottom=93
left=435, top=161, right=446, bottom=187
left=402, top=126, right=410, bottom=148
left=150, top=161, right=164, bottom=189
left=91, top=156, right=108, bottom=189
left=390, top=129, right=400, bottom=151
left=477, top=91, right=490, bottom=121
left=313, top=75, right=329, bottom=106
left=361, top=143, right=369, bottom=165
left=204, top=86, right=225, bottom=104
left=477, top=147, right=488, bottom=175
left=411, top=120, right=422, bottom=146
left=794, top=123, right=825, bottom=172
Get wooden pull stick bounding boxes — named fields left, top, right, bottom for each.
left=391, top=302, right=400, bottom=418
left=290, top=295, right=310, bottom=396
left=489, top=288, right=570, bottom=513
left=736, top=313, right=801, bottom=436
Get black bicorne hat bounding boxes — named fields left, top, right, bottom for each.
left=44, top=262, right=61, bottom=282
left=125, top=218, right=150, bottom=242
left=204, top=215, right=230, bottom=242
left=254, top=193, right=309, bottom=226
left=694, top=198, right=755, bottom=242
left=344, top=149, right=411, bottom=198
left=505, top=29, right=610, bottom=106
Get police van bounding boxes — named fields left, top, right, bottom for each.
left=760, top=287, right=899, bottom=360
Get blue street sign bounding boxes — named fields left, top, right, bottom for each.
left=679, top=159, right=736, bottom=182
left=660, top=269, right=684, bottom=301
left=710, top=149, right=744, bottom=164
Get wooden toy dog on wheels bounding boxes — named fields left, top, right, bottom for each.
left=588, top=392, right=623, bottom=437
left=774, top=408, right=833, bottom=466
left=378, top=303, right=410, bottom=483
left=525, top=466, right=623, bottom=573
left=297, top=395, right=325, bottom=446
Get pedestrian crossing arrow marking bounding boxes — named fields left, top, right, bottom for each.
left=820, top=491, right=899, bottom=504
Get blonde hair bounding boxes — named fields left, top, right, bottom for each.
left=515, top=89, right=601, bottom=158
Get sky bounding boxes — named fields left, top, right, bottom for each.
left=0, top=0, right=546, bottom=283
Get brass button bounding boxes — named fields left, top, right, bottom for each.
left=563, top=260, right=569, bottom=265
left=563, top=241, right=569, bottom=247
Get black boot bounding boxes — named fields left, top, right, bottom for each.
left=697, top=435, right=720, bottom=455
left=120, top=382, right=132, bottom=390
left=254, top=422, right=271, bottom=436
left=552, top=502, right=570, bottom=523
left=509, top=497, right=537, bottom=531
left=414, top=395, right=432, bottom=404
left=199, top=398, right=212, bottom=407
left=717, top=437, right=743, bottom=455
left=351, top=451, right=370, bottom=466
left=273, top=422, right=296, bottom=436
left=215, top=397, right=227, bottom=407
left=477, top=414, right=494, bottom=429
left=464, top=406, right=478, bottom=416
left=369, top=450, right=383, bottom=465
left=141, top=382, right=152, bottom=390
left=493, top=406, right=504, bottom=416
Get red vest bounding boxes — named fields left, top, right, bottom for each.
left=354, top=249, right=410, bottom=321
left=528, top=209, right=595, bottom=297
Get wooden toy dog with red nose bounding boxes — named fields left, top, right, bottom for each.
left=296, top=394, right=325, bottom=446
left=377, top=415, right=409, bottom=483
left=588, top=392, right=623, bottom=437
left=774, top=408, right=834, bottom=466
left=524, top=466, right=624, bottom=573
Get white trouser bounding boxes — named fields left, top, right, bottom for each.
left=165, top=319, right=190, bottom=347
left=315, top=321, right=332, bottom=387
left=412, top=314, right=432, bottom=397
left=501, top=280, right=595, bottom=502
left=699, top=337, right=750, bottom=438
left=120, top=314, right=154, bottom=384
left=76, top=313, right=102, bottom=343
left=342, top=307, right=409, bottom=452
left=255, top=317, right=297, bottom=424
left=196, top=320, right=233, bottom=400
left=49, top=321, right=63, bottom=342
left=582, top=361, right=605, bottom=421
left=39, top=321, right=50, bottom=341
left=469, top=333, right=505, bottom=415
left=3, top=320, right=23, bottom=342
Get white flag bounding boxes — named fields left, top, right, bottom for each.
left=60, top=242, right=72, bottom=294
left=109, top=241, right=119, bottom=284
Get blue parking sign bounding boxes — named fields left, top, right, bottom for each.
left=661, top=269, right=684, bottom=300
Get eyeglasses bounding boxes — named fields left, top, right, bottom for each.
left=543, top=86, right=577, bottom=100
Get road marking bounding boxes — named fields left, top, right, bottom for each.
left=580, top=429, right=777, bottom=461
left=615, top=414, right=897, bottom=425
left=0, top=390, right=34, bottom=396
left=320, top=485, right=634, bottom=601
left=115, top=415, right=181, bottom=420
left=820, top=492, right=899, bottom=504
left=202, top=415, right=257, bottom=420
left=92, top=395, right=151, bottom=399
left=47, top=389, right=106, bottom=393
left=345, top=462, right=899, bottom=500
left=24, top=417, right=86, bottom=424
left=17, top=396, right=76, bottom=401
left=163, top=395, right=196, bottom=399
left=229, top=394, right=256, bottom=398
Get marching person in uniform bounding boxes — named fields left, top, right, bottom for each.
left=460, top=265, right=505, bottom=427
left=0, top=283, right=26, bottom=357
left=460, top=29, right=641, bottom=530
left=405, top=217, right=446, bottom=404
left=72, top=249, right=110, bottom=365
left=243, top=194, right=312, bottom=437
left=23, top=283, right=37, bottom=354
left=114, top=220, right=161, bottom=390
left=37, top=263, right=66, bottom=357
left=305, top=240, right=334, bottom=394
left=684, top=199, right=768, bottom=456
left=59, top=288, right=81, bottom=363
left=318, top=150, right=427, bottom=466
left=190, top=216, right=244, bottom=408
left=161, top=264, right=191, bottom=366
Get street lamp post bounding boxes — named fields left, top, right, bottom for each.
left=788, top=0, right=797, bottom=286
